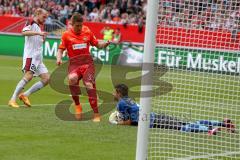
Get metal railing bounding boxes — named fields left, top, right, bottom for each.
left=44, top=19, right=66, bottom=36
left=1, top=18, right=66, bottom=37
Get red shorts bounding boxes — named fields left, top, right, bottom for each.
left=68, top=63, right=95, bottom=84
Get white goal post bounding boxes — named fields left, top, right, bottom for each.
left=136, top=0, right=159, bottom=160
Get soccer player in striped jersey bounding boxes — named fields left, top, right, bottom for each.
left=8, top=8, right=49, bottom=108
left=56, top=13, right=110, bottom=122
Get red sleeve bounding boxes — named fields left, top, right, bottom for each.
left=90, top=31, right=99, bottom=47
left=59, top=32, right=68, bottom=50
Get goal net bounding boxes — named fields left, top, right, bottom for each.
left=142, top=0, right=240, bottom=159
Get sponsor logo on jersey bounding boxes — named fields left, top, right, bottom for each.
left=69, top=38, right=76, bottom=41
left=83, top=37, right=88, bottom=42
left=72, top=43, right=87, bottom=50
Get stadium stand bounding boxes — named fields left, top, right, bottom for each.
left=0, top=0, right=147, bottom=26
left=159, top=0, right=240, bottom=32
left=0, top=0, right=239, bottom=50
left=0, top=0, right=239, bottom=32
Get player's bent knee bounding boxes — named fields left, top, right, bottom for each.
left=40, top=73, right=50, bottom=85
left=85, top=82, right=93, bottom=89
left=42, top=76, right=50, bottom=85
left=24, top=71, right=33, bottom=81
left=68, top=75, right=78, bottom=85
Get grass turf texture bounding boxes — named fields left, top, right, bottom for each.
left=0, top=55, right=239, bottom=160
left=0, top=55, right=137, bottom=160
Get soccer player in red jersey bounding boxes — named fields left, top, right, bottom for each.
left=56, top=13, right=110, bottom=122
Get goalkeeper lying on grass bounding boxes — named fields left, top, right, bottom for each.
left=109, top=84, right=236, bottom=135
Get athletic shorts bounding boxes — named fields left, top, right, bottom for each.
left=68, top=63, right=95, bottom=84
left=22, top=58, right=48, bottom=76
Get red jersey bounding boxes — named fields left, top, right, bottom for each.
left=59, top=25, right=99, bottom=58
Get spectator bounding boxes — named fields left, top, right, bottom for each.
left=0, top=0, right=140, bottom=25
left=105, top=12, right=114, bottom=24
left=44, top=15, right=55, bottom=32
left=231, top=20, right=240, bottom=40
left=112, top=28, right=121, bottom=44
left=120, top=13, right=128, bottom=27
left=0, top=7, right=4, bottom=16
left=112, top=11, right=121, bottom=23
left=111, top=3, right=119, bottom=17
left=89, top=7, right=99, bottom=21
left=98, top=4, right=106, bottom=21
left=59, top=5, right=69, bottom=24
left=101, top=26, right=114, bottom=41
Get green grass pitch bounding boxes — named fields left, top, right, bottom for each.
left=0, top=55, right=137, bottom=160
left=0, top=55, right=239, bottom=160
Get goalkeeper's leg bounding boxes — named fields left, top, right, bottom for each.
left=153, top=113, right=185, bottom=130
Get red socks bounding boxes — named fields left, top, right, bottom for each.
left=70, top=81, right=98, bottom=113
left=69, top=81, right=80, bottom=105
left=87, top=83, right=98, bottom=113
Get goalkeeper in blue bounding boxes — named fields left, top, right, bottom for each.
left=109, top=84, right=236, bottom=135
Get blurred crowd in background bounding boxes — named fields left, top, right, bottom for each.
left=0, top=0, right=240, bottom=32
left=0, top=0, right=146, bottom=27
left=159, top=0, right=240, bottom=32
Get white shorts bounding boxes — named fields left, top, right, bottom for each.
left=22, top=58, right=48, bottom=76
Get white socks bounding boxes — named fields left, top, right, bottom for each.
left=24, top=81, right=44, bottom=96
left=11, top=78, right=28, bottom=101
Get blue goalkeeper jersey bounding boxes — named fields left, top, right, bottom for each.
left=117, top=97, right=139, bottom=123
left=117, top=98, right=156, bottom=127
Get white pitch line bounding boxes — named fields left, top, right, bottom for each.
left=174, top=151, right=240, bottom=160
left=0, top=103, right=84, bottom=107
left=0, top=102, right=115, bottom=107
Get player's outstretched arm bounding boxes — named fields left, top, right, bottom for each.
left=117, top=120, right=132, bottom=125
left=22, top=31, right=47, bottom=37
left=96, top=41, right=110, bottom=49
left=56, top=49, right=63, bottom=66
